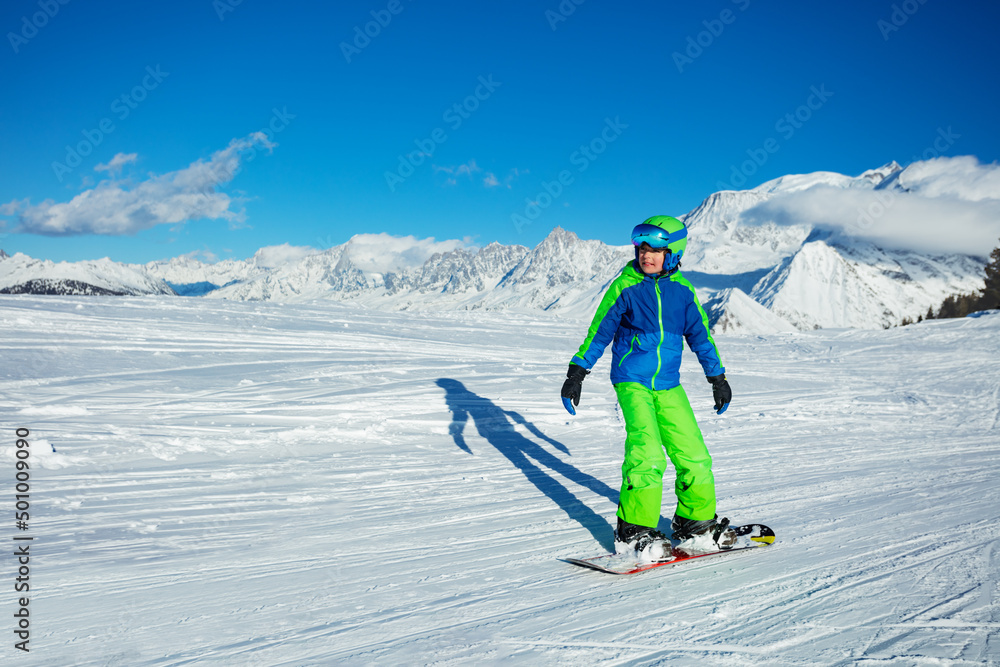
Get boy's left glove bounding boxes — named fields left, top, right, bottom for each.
left=707, top=374, right=731, bottom=415
left=561, top=364, right=590, bottom=415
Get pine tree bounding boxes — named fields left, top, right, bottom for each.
left=926, top=238, right=1000, bottom=319
left=984, top=237, right=1000, bottom=310
left=938, top=294, right=958, bottom=319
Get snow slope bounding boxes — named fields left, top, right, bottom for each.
left=747, top=237, right=986, bottom=331
left=1, top=295, right=997, bottom=665
left=678, top=162, right=904, bottom=274
left=702, top=288, right=798, bottom=335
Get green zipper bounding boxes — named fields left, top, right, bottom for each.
left=618, top=334, right=640, bottom=367
left=652, top=276, right=664, bottom=389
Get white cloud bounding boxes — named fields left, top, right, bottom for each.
left=2, top=132, right=275, bottom=236
left=344, top=233, right=473, bottom=273
left=489, top=167, right=525, bottom=189
left=252, top=243, right=320, bottom=268
left=437, top=162, right=523, bottom=189
left=896, top=155, right=1000, bottom=202
left=434, top=160, right=480, bottom=178
left=94, top=152, right=138, bottom=174
left=0, top=199, right=27, bottom=216
left=741, top=187, right=1000, bottom=257
left=738, top=156, right=1000, bottom=257
left=178, top=248, right=220, bottom=264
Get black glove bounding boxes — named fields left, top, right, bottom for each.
left=561, top=364, right=590, bottom=415
left=707, top=374, right=731, bottom=415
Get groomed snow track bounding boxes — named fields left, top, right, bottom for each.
left=1, top=295, right=998, bottom=665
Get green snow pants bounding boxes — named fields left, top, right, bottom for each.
left=614, top=382, right=716, bottom=528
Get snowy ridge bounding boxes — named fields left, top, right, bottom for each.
left=475, top=227, right=632, bottom=315
left=200, top=227, right=634, bottom=318
left=141, top=255, right=266, bottom=291
left=0, top=252, right=174, bottom=296
left=702, top=287, right=798, bottom=335
left=679, top=162, right=905, bottom=274
left=2, top=158, right=994, bottom=331
left=750, top=236, right=986, bottom=330
left=163, top=158, right=997, bottom=329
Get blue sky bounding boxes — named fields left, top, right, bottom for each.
left=1, top=0, right=999, bottom=264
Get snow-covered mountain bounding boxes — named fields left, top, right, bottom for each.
left=197, top=227, right=635, bottom=321
left=2, top=157, right=994, bottom=332
left=675, top=159, right=991, bottom=330
left=204, top=239, right=534, bottom=307
left=142, top=256, right=259, bottom=296
left=195, top=158, right=992, bottom=329
left=702, top=288, right=799, bottom=335
left=676, top=164, right=902, bottom=274
left=0, top=252, right=175, bottom=296
left=748, top=234, right=986, bottom=330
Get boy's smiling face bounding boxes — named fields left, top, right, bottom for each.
left=637, top=243, right=667, bottom=274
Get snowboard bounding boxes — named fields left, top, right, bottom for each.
left=564, top=523, right=775, bottom=575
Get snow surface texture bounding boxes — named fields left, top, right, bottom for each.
left=1, top=158, right=994, bottom=333
left=2, top=295, right=998, bottom=665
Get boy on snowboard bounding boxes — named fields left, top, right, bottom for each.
left=561, top=216, right=735, bottom=562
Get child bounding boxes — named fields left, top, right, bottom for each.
left=561, top=216, right=735, bottom=561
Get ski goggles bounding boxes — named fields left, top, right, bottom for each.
left=630, top=223, right=686, bottom=248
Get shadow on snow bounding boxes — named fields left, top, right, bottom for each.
left=436, top=378, right=618, bottom=551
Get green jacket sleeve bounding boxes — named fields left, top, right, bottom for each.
left=571, top=276, right=629, bottom=370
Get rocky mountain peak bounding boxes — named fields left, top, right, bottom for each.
left=3, top=159, right=989, bottom=332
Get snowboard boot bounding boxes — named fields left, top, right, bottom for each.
left=671, top=514, right=737, bottom=552
left=615, top=517, right=671, bottom=563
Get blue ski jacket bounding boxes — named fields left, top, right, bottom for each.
left=571, top=261, right=724, bottom=390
